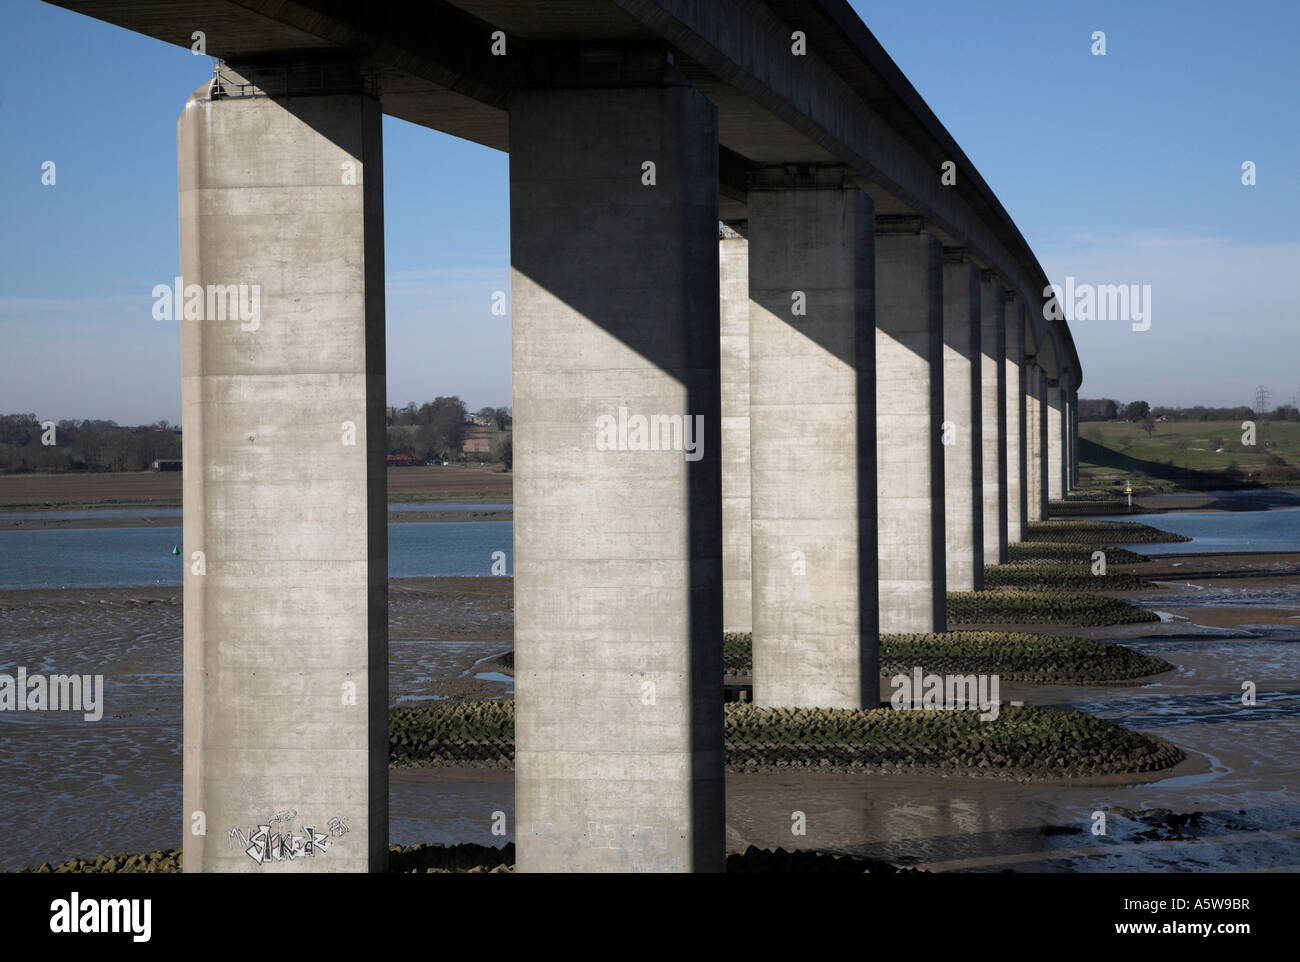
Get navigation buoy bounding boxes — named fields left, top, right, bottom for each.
left=171, top=545, right=180, bottom=555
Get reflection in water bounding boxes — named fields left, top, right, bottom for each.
left=724, top=635, right=1300, bottom=871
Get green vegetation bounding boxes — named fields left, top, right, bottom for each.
left=947, top=589, right=1160, bottom=626
left=1077, top=418, right=1300, bottom=489
left=880, top=631, right=1171, bottom=683
left=385, top=701, right=1181, bottom=778
left=0, top=415, right=180, bottom=473
left=1007, top=541, right=1147, bottom=565
left=723, top=703, right=1181, bottom=776
left=983, top=564, right=1152, bottom=591
left=1025, top=520, right=1190, bottom=544
left=724, top=630, right=1169, bottom=683
left=390, top=699, right=515, bottom=767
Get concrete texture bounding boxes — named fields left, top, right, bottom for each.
left=720, top=224, right=752, bottom=634
left=1046, top=378, right=1064, bottom=501
left=978, top=272, right=1007, bottom=564
left=1023, top=361, right=1041, bottom=523
left=875, top=223, right=945, bottom=633
left=1004, top=296, right=1026, bottom=543
left=1070, top=387, right=1080, bottom=487
left=747, top=170, right=877, bottom=708
left=509, top=76, right=725, bottom=873
left=179, top=69, right=388, bottom=872
left=1025, top=364, right=1047, bottom=523
left=941, top=251, right=982, bottom=591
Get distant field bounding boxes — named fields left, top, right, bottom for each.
left=0, top=465, right=512, bottom=508
left=1077, top=418, right=1300, bottom=489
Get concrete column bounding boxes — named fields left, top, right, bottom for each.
left=748, top=169, right=877, bottom=708
left=1060, top=375, right=1073, bottom=495
left=510, top=71, right=724, bottom=873
left=1046, top=378, right=1064, bottom=502
left=179, top=65, right=388, bottom=872
left=941, top=249, right=982, bottom=591
left=1004, top=296, right=1026, bottom=543
left=1037, top=367, right=1050, bottom=519
left=978, top=272, right=1007, bottom=565
left=876, top=218, right=945, bottom=633
left=720, top=224, right=752, bottom=634
left=1025, top=361, right=1044, bottom=523
left=1071, top=388, right=1080, bottom=486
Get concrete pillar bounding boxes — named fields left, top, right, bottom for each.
left=720, top=224, right=752, bottom=634
left=509, top=71, right=724, bottom=873
left=1004, top=296, right=1026, bottom=543
left=876, top=218, right=945, bottom=633
left=748, top=168, right=877, bottom=708
left=978, top=272, right=1007, bottom=565
left=179, top=65, right=388, bottom=872
left=1060, top=375, right=1073, bottom=495
left=1046, top=378, right=1064, bottom=502
left=941, top=249, right=982, bottom=591
left=1025, top=361, right=1044, bottom=523
left=1071, top=388, right=1080, bottom=486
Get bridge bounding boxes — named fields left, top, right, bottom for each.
left=49, top=0, right=1082, bottom=872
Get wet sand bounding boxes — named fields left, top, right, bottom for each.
left=0, top=576, right=514, bottom=871
left=5, top=553, right=1299, bottom=871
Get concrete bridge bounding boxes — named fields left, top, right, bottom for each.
left=50, top=0, right=1082, bottom=872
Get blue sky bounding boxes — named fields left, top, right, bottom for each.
left=2, top=0, right=1297, bottom=423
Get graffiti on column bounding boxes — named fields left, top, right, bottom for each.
left=227, top=813, right=349, bottom=865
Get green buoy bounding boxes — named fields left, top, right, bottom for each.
left=171, top=545, right=180, bottom=555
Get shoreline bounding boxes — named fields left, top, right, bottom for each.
left=0, top=507, right=512, bottom=530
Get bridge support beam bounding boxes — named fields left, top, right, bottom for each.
left=979, top=272, right=1007, bottom=565
left=941, top=249, right=983, bottom=591
left=876, top=219, right=945, bottom=633
left=1025, top=363, right=1047, bottom=523
left=748, top=169, right=877, bottom=707
left=179, top=66, right=388, bottom=872
left=1004, top=297, right=1026, bottom=544
left=1062, top=378, right=1075, bottom=493
left=509, top=75, right=725, bottom=872
left=1046, top=378, right=1064, bottom=502
left=720, top=224, right=752, bottom=635
left=1070, top=387, right=1080, bottom=487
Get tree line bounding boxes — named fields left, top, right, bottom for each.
left=1079, top=400, right=1300, bottom=423
left=1, top=399, right=513, bottom=473
left=0, top=414, right=181, bottom=473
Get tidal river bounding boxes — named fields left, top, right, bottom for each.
left=1, top=500, right=1299, bottom=871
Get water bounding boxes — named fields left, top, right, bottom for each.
left=0, top=520, right=514, bottom=588
left=1093, top=506, right=1300, bottom=554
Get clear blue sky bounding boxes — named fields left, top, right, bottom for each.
left=2, top=0, right=1297, bottom=424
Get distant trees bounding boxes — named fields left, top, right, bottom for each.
left=1123, top=400, right=1151, bottom=422
left=386, top=397, right=511, bottom=466
left=0, top=414, right=181, bottom=473
left=1078, top=398, right=1119, bottom=421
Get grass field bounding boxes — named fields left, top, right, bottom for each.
left=1077, top=418, right=1300, bottom=490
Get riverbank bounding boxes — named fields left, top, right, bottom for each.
left=0, top=465, right=512, bottom=515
